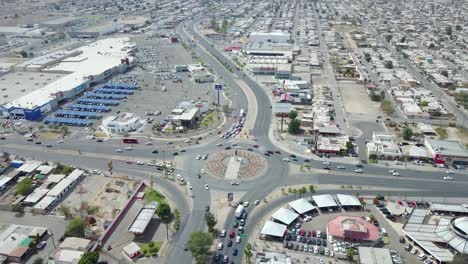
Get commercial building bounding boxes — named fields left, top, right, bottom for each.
left=0, top=225, right=47, bottom=263
left=358, top=247, right=393, bottom=264
left=424, top=138, right=468, bottom=165
left=366, top=132, right=402, bottom=160
left=271, top=208, right=299, bottom=226
left=69, top=22, right=123, bottom=38
left=101, top=112, right=143, bottom=135
left=128, top=202, right=159, bottom=235
left=0, top=38, right=136, bottom=120
left=326, top=216, right=380, bottom=245
left=288, top=198, right=316, bottom=215
left=260, top=221, right=288, bottom=239
left=312, top=194, right=339, bottom=211
left=336, top=194, right=362, bottom=210
left=403, top=208, right=468, bottom=262
left=249, top=32, right=291, bottom=43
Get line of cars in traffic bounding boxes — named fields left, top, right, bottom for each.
left=221, top=117, right=246, bottom=139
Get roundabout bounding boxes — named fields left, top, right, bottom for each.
left=204, top=149, right=268, bottom=180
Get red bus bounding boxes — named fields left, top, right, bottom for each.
left=123, top=138, right=138, bottom=144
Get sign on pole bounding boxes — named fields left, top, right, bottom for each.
left=215, top=84, right=222, bottom=105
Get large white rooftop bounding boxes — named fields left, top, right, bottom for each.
left=5, top=38, right=135, bottom=110
left=271, top=207, right=299, bottom=225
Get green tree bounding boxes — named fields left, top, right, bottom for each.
left=421, top=100, right=429, bottom=107
left=187, top=231, right=213, bottom=264
left=288, top=119, right=301, bottom=134
left=380, top=100, right=394, bottom=115
left=19, top=50, right=28, bottom=58
left=385, top=61, right=393, bottom=69
left=65, top=217, right=85, bottom=238
left=446, top=25, right=452, bottom=36
left=309, top=185, right=316, bottom=198
left=157, top=203, right=172, bottom=240
left=288, top=110, right=298, bottom=120
left=385, top=35, right=392, bottom=42
left=455, top=25, right=463, bottom=31
left=441, top=70, right=449, bottom=78
left=400, top=36, right=406, bottom=43
left=402, top=127, right=413, bottom=140
left=346, top=248, right=355, bottom=261
left=16, top=178, right=33, bottom=196
left=453, top=254, right=468, bottom=264
left=78, top=252, right=99, bottom=264
left=429, top=43, right=435, bottom=49
left=245, top=243, right=253, bottom=264
left=204, top=211, right=217, bottom=233
left=33, top=258, right=44, bottom=264
left=346, top=141, right=354, bottom=150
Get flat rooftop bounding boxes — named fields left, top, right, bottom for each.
left=4, top=37, right=135, bottom=110
left=0, top=72, right=66, bottom=105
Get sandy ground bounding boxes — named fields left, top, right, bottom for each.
left=338, top=80, right=382, bottom=118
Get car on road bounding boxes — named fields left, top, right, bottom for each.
left=217, top=242, right=223, bottom=250
left=392, top=172, right=399, bottom=176
left=145, top=142, right=153, bottom=145
left=205, top=184, right=209, bottom=190
left=254, top=200, right=260, bottom=205
left=202, top=154, right=208, bottom=160
left=136, top=161, right=144, bottom=165
left=36, top=241, right=46, bottom=249
left=231, top=181, right=240, bottom=185
left=229, top=229, right=235, bottom=238
left=243, top=201, right=249, bottom=207
left=443, top=176, right=454, bottom=181
left=222, top=256, right=228, bottom=263
left=115, top=149, right=123, bottom=153
left=201, top=169, right=206, bottom=174
left=232, top=248, right=238, bottom=256
left=233, top=221, right=238, bottom=228
left=227, top=240, right=232, bottom=247
left=356, top=164, right=364, bottom=168
left=196, top=155, right=201, bottom=160
left=216, top=143, right=223, bottom=146
left=35, top=141, right=42, bottom=144
left=46, top=144, right=52, bottom=147
left=220, top=230, right=226, bottom=237
left=27, top=138, right=33, bottom=142
left=205, top=205, right=210, bottom=211
left=57, top=140, right=64, bottom=144
left=336, top=165, right=345, bottom=169
left=282, top=158, right=290, bottom=162
left=187, top=182, right=192, bottom=189
left=322, top=161, right=330, bottom=165
left=354, top=169, right=363, bottom=173
left=446, top=170, right=454, bottom=174
left=235, top=236, right=241, bottom=243
left=152, top=150, right=159, bottom=154
left=125, top=160, right=133, bottom=164
left=125, top=147, right=132, bottom=151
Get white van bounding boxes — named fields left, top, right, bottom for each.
left=217, top=242, right=223, bottom=250
left=380, top=228, right=387, bottom=235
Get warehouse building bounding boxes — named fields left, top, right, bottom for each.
left=249, top=32, right=291, bottom=43
left=0, top=38, right=136, bottom=121
left=425, top=138, right=468, bottom=165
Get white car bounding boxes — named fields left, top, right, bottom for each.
left=231, top=181, right=240, bottom=185
left=236, top=236, right=241, bottom=243
left=146, top=162, right=154, bottom=166
left=202, top=154, right=208, bottom=160
left=389, top=170, right=395, bottom=173
left=220, top=230, right=226, bottom=237
left=187, top=182, right=192, bottom=189
left=57, top=140, right=64, bottom=144
left=145, top=142, right=153, bottom=145
left=282, top=158, right=290, bottom=162
left=243, top=201, right=250, bottom=207
left=125, top=147, right=132, bottom=151
left=136, top=161, right=144, bottom=165
left=216, top=143, right=223, bottom=146
left=196, top=155, right=201, bottom=160
left=254, top=200, right=260, bottom=205
left=205, top=184, right=209, bottom=190
left=323, top=161, right=330, bottom=165
left=392, top=172, right=399, bottom=176
left=443, top=176, right=454, bottom=181
left=446, top=170, right=454, bottom=174
left=36, top=241, right=47, bottom=249
left=336, top=165, right=345, bottom=169
left=201, top=169, right=206, bottom=174
left=355, top=169, right=363, bottom=173
left=217, top=242, right=223, bottom=250
left=184, top=139, right=191, bottom=143
left=115, top=149, right=123, bottom=153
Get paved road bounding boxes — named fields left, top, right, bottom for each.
left=2, top=7, right=468, bottom=264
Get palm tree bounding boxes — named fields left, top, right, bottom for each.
left=157, top=204, right=172, bottom=240
left=309, top=185, right=316, bottom=198
left=244, top=243, right=253, bottom=264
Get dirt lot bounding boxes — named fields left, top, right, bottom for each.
left=338, top=80, right=382, bottom=118
left=58, top=174, right=139, bottom=231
